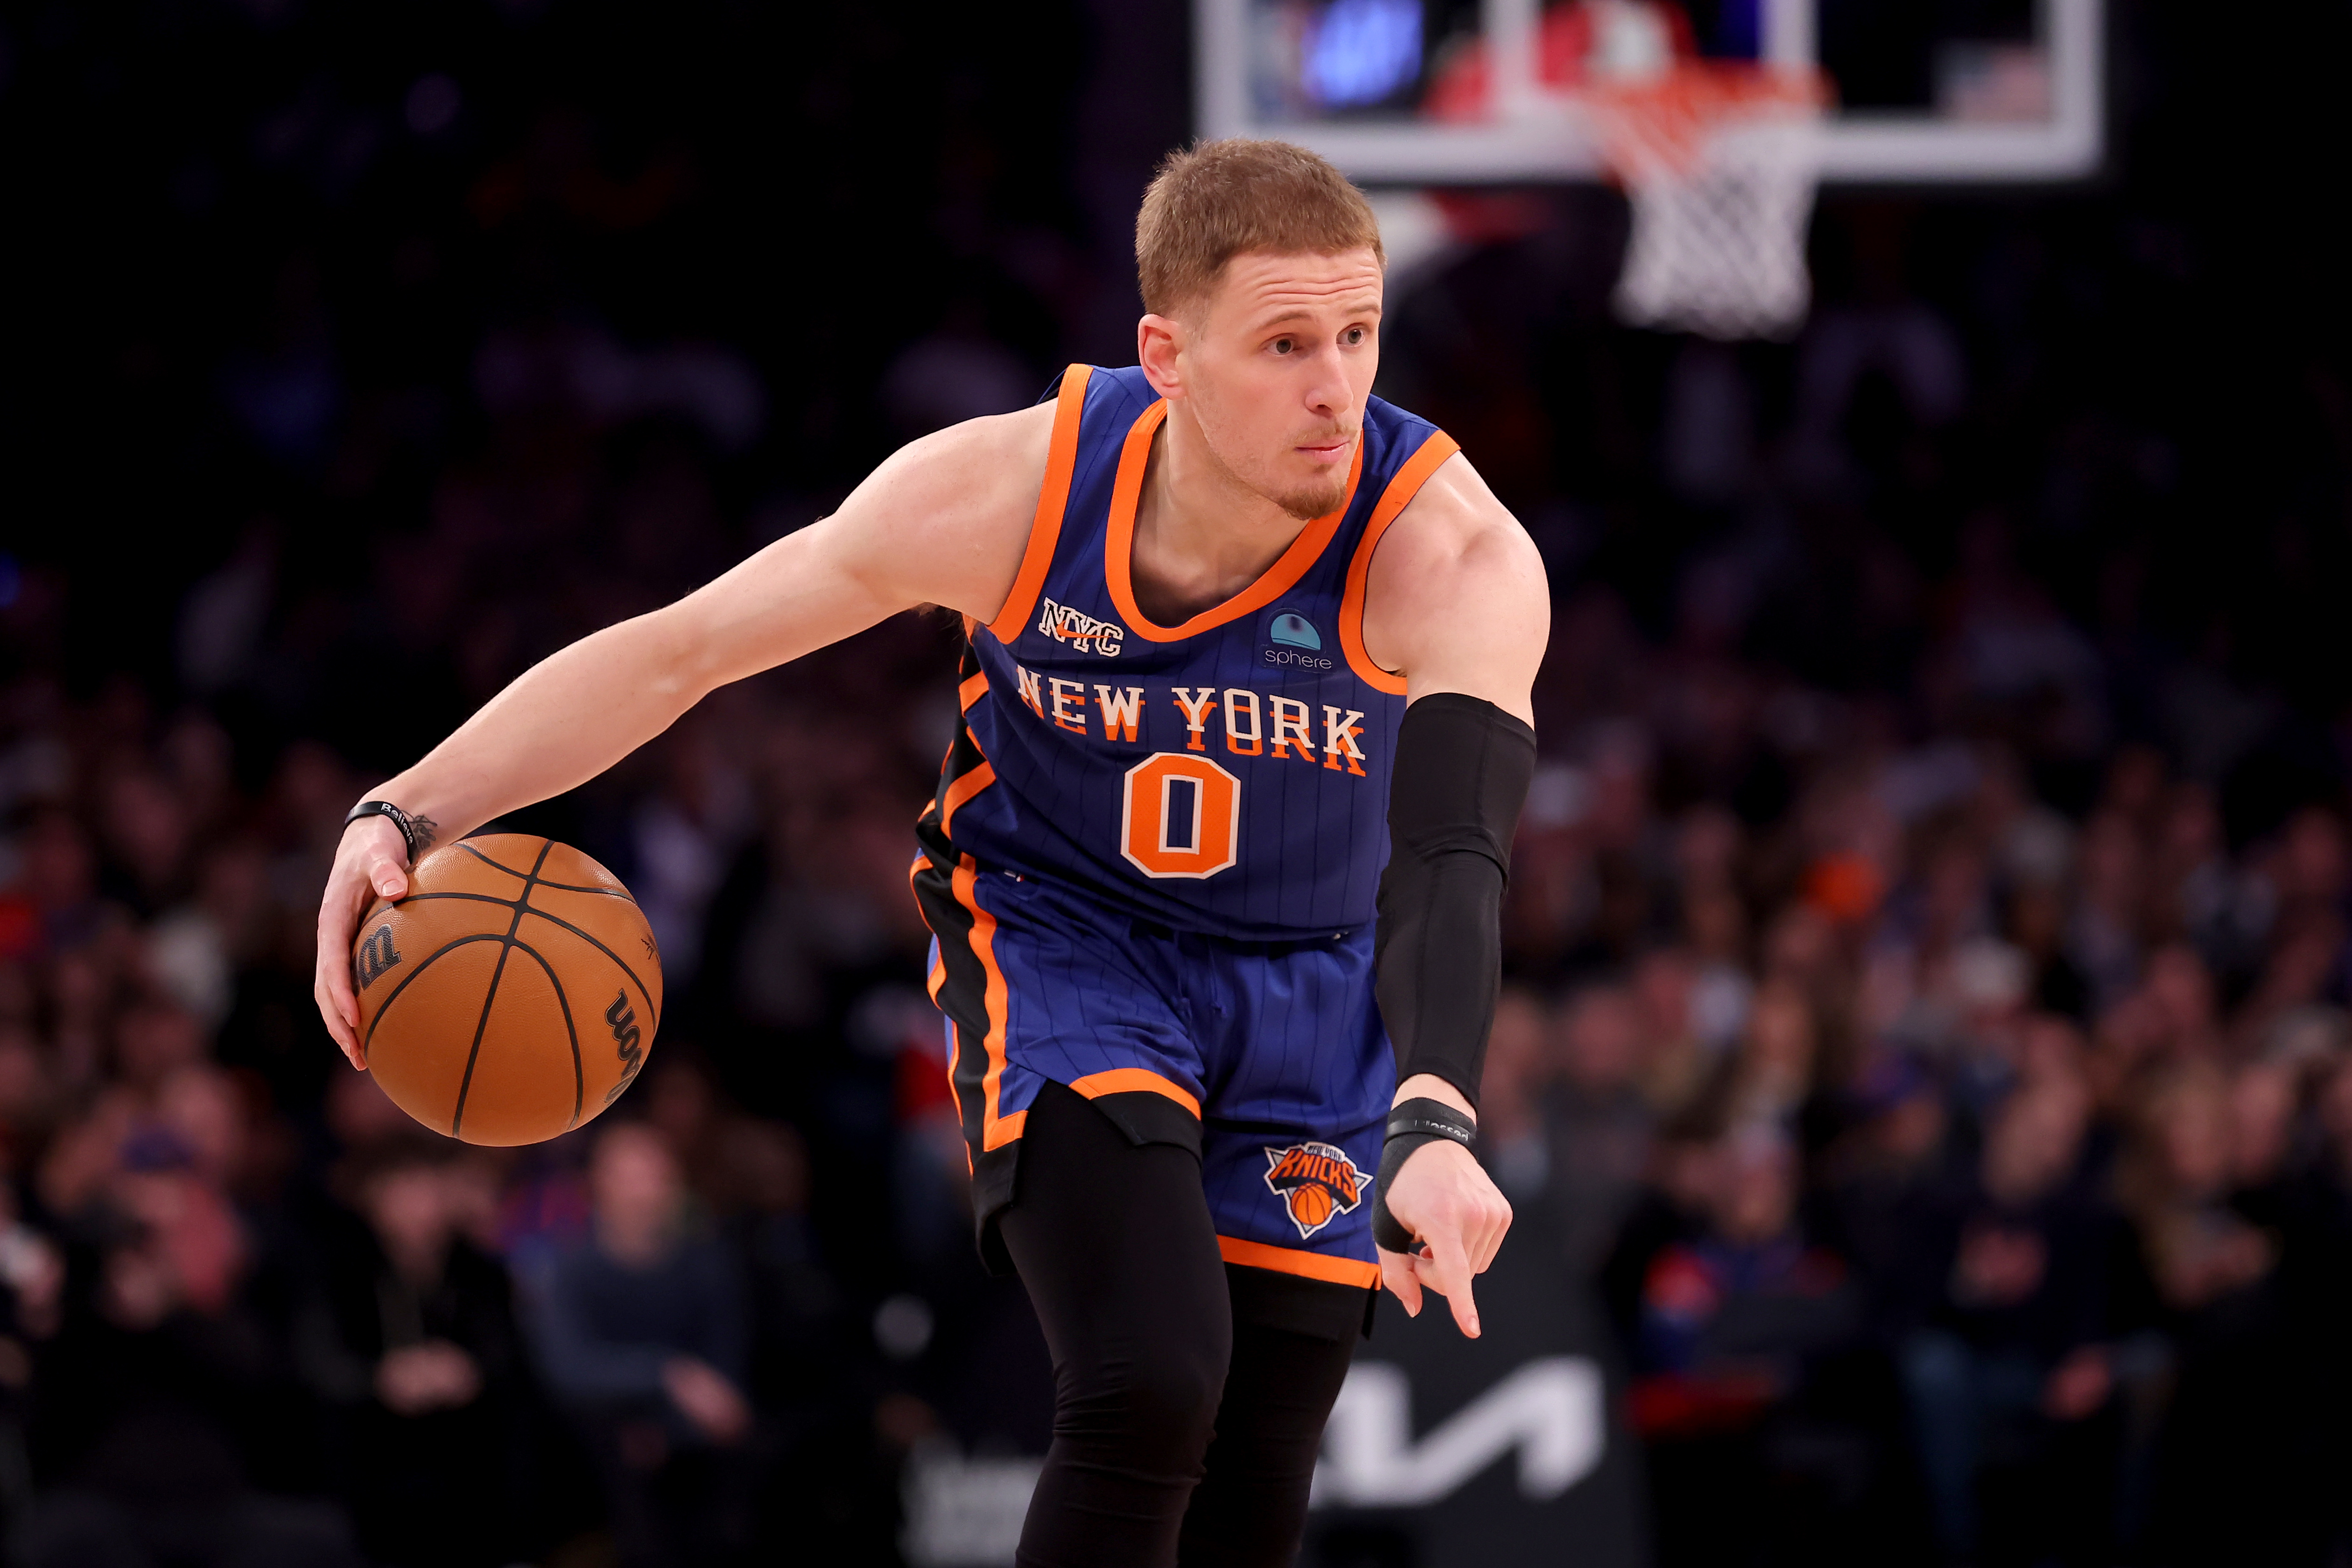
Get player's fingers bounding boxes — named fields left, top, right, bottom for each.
left=1378, top=1246, right=1424, bottom=1317
left=1419, top=1234, right=1481, bottom=1338
left=316, top=902, right=361, bottom=1024
left=323, top=960, right=363, bottom=1057
left=316, top=881, right=371, bottom=1062
left=367, top=854, right=410, bottom=902
left=1467, top=1191, right=1513, bottom=1274
left=1439, top=1267, right=1481, bottom=1338
left=313, top=965, right=361, bottom=1066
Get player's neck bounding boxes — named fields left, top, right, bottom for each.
left=1129, top=408, right=1312, bottom=627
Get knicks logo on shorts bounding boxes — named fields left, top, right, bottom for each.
left=1262, top=1141, right=1369, bottom=1240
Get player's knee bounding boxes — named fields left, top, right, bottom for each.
left=1128, top=1334, right=1230, bottom=1437
left=1057, top=1325, right=1230, bottom=1463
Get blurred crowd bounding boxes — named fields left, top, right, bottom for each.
left=1481, top=719, right=2352, bottom=1565
left=0, top=669, right=954, bottom=1565
left=7, top=0, right=2352, bottom=1565
left=16, top=598, right=2352, bottom=1567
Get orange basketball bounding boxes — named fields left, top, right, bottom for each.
left=1288, top=1184, right=1334, bottom=1230
left=351, top=835, right=662, bottom=1146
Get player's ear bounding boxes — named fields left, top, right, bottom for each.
left=1137, top=312, right=1185, bottom=400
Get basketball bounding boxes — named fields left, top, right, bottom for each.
left=1287, top=1184, right=1334, bottom=1230
left=351, top=835, right=662, bottom=1146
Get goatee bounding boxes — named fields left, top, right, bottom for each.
left=1277, top=474, right=1351, bottom=521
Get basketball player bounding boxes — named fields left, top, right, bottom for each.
left=315, top=140, right=1545, bottom=1565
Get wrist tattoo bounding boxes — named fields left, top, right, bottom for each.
left=343, top=801, right=436, bottom=865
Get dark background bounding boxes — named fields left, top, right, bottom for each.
left=3, top=0, right=2352, bottom=1564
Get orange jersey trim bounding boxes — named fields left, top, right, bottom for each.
left=947, top=854, right=1024, bottom=1150
left=1103, top=400, right=1365, bottom=643
left=938, top=760, right=996, bottom=836
left=906, top=850, right=930, bottom=932
left=1338, top=432, right=1462, bottom=696
left=958, top=669, right=990, bottom=712
left=1069, top=1067, right=1201, bottom=1119
left=985, top=364, right=1092, bottom=645
left=1217, top=1235, right=1382, bottom=1290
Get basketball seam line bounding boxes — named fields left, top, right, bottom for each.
left=438, top=857, right=658, bottom=1028
left=410, top=895, right=659, bottom=1033
left=506, top=941, right=586, bottom=1131
left=361, top=932, right=508, bottom=1055
left=523, top=907, right=662, bottom=1035
left=458, top=841, right=630, bottom=897
left=451, top=838, right=555, bottom=1140
left=456, top=843, right=532, bottom=879
left=358, top=894, right=660, bottom=1057
left=364, top=932, right=580, bottom=1112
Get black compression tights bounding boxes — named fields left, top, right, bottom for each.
left=997, top=1081, right=1360, bottom=1568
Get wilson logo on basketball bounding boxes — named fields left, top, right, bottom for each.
left=1262, top=1141, right=1368, bottom=1240
left=353, top=925, right=401, bottom=990
left=603, top=991, right=644, bottom=1104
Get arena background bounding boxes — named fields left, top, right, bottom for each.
left=3, top=2, right=2351, bottom=1565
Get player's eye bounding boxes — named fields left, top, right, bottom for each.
left=1341, top=326, right=1367, bottom=346
left=1271, top=337, right=1295, bottom=354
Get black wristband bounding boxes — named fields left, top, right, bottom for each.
left=1370, top=1097, right=1477, bottom=1252
left=344, top=800, right=424, bottom=865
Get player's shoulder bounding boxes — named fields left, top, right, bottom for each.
left=881, top=359, right=1155, bottom=510
left=857, top=399, right=1059, bottom=549
left=892, top=397, right=1058, bottom=488
left=1375, top=441, right=1546, bottom=609
left=1355, top=426, right=1547, bottom=691
left=811, top=397, right=1060, bottom=624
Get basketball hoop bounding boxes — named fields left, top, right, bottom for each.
left=1581, top=60, right=1829, bottom=340
left=1419, top=1, right=1832, bottom=342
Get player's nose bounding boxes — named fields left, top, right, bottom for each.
left=1302, top=364, right=1355, bottom=423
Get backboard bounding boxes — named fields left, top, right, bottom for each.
left=1195, top=0, right=2104, bottom=185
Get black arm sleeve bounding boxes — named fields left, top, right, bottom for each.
left=1372, top=693, right=1538, bottom=1111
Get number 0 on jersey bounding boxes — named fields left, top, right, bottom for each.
left=1121, top=753, right=1241, bottom=879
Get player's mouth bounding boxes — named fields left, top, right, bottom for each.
left=1295, top=434, right=1357, bottom=464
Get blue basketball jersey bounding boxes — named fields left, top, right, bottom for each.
left=918, top=362, right=1460, bottom=942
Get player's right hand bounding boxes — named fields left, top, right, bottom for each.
left=315, top=816, right=413, bottom=1068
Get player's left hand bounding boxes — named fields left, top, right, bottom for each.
left=1377, top=1136, right=1511, bottom=1337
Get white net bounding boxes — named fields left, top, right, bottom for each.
left=1586, top=76, right=1826, bottom=341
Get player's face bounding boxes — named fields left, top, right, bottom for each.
left=1178, top=247, right=1384, bottom=521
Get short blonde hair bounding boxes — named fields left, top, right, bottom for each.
left=1135, top=138, right=1384, bottom=319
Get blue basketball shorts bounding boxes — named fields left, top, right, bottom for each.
left=911, top=850, right=1393, bottom=1296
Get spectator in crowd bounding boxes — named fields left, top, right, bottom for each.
left=1895, top=1069, right=2114, bottom=1561
left=295, top=1139, right=530, bottom=1568
left=521, top=1120, right=754, bottom=1567
left=1548, top=980, right=1655, bottom=1271
left=11, top=1111, right=358, bottom=1567
left=1626, top=1123, right=1865, bottom=1564
left=641, top=1056, right=847, bottom=1464
left=2119, top=1060, right=2304, bottom=1563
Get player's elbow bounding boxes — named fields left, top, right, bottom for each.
left=632, top=601, right=725, bottom=706
left=1449, top=537, right=1550, bottom=693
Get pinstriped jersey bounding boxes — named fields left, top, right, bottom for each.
left=917, top=362, right=1460, bottom=942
